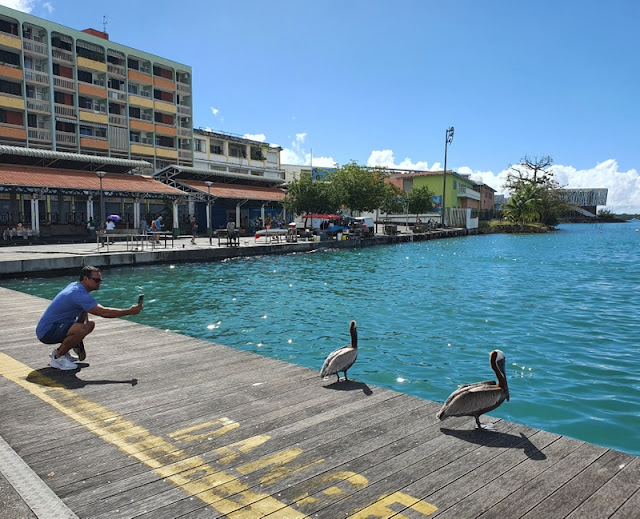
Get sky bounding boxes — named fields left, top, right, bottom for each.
left=2, top=0, right=639, bottom=213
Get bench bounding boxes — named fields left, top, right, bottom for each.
left=217, top=229, right=240, bottom=247
left=97, top=230, right=174, bottom=252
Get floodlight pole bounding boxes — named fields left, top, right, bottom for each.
left=205, top=181, right=212, bottom=245
left=441, top=127, right=454, bottom=226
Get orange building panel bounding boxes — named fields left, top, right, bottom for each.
left=0, top=126, right=27, bottom=140
left=78, top=82, right=108, bottom=98
left=128, top=69, right=153, bottom=84
left=130, top=119, right=154, bottom=132
left=80, top=137, right=109, bottom=150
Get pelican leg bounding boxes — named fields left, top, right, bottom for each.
left=475, top=416, right=484, bottom=429
left=335, top=374, right=340, bottom=383
left=343, top=371, right=349, bottom=381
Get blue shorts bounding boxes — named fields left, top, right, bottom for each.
left=39, top=322, right=74, bottom=345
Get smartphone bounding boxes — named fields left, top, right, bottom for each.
left=137, top=294, right=144, bottom=305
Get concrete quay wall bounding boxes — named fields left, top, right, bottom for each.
left=0, top=228, right=470, bottom=279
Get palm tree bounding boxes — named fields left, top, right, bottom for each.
left=502, top=182, right=542, bottom=225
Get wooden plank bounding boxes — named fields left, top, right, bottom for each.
left=521, top=449, right=636, bottom=518
left=477, top=442, right=609, bottom=518
left=434, top=433, right=581, bottom=518
left=566, top=458, right=640, bottom=518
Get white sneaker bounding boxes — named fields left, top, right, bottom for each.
left=49, top=349, right=78, bottom=362
left=49, top=349, right=79, bottom=370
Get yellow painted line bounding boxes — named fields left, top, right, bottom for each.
left=1, top=352, right=439, bottom=518
left=0, top=353, right=305, bottom=517
left=349, top=491, right=438, bottom=518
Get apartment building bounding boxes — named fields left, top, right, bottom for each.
left=192, top=128, right=283, bottom=181
left=0, top=5, right=193, bottom=171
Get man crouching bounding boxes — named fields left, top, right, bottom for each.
left=36, top=265, right=143, bottom=370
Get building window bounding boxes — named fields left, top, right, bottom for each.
left=130, top=131, right=140, bottom=143
left=228, top=143, right=246, bottom=158
left=0, top=80, right=21, bottom=96
left=156, top=135, right=174, bottom=148
left=78, top=70, right=93, bottom=84
left=210, top=140, right=223, bottom=155
left=250, top=146, right=266, bottom=161
left=194, top=139, right=205, bottom=152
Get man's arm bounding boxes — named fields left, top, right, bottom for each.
left=88, top=304, right=142, bottom=318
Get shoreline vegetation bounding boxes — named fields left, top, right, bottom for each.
left=477, top=216, right=630, bottom=234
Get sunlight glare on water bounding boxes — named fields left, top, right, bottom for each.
left=4, top=222, right=639, bottom=455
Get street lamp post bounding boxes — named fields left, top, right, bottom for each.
left=441, top=127, right=454, bottom=227
left=205, top=181, right=212, bottom=245
left=95, top=171, right=107, bottom=230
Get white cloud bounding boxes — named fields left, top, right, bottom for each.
left=467, top=160, right=640, bottom=214
left=42, top=1, right=53, bottom=13
left=243, top=133, right=266, bottom=142
left=280, top=132, right=336, bottom=167
left=366, top=148, right=640, bottom=213
left=367, top=150, right=434, bottom=171
left=210, top=107, right=219, bottom=116
left=0, top=0, right=34, bottom=12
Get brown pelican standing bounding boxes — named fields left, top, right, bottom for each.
left=320, top=321, right=358, bottom=382
left=436, top=349, right=510, bottom=429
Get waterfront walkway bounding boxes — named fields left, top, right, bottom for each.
left=0, top=228, right=465, bottom=279
left=1, top=235, right=638, bottom=518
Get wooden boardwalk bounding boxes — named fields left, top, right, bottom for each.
left=0, top=287, right=638, bottom=518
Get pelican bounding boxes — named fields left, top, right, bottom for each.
left=320, top=320, right=358, bottom=382
left=436, top=349, right=510, bottom=429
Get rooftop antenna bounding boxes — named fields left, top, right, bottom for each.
left=102, top=15, right=108, bottom=33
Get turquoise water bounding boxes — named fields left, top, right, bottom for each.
left=3, top=223, right=639, bottom=455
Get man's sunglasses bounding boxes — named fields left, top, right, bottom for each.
left=89, top=277, right=103, bottom=283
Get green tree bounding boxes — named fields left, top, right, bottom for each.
left=283, top=173, right=339, bottom=215
left=503, top=155, right=573, bottom=226
left=502, top=181, right=542, bottom=225
left=379, top=183, right=406, bottom=214
left=407, top=185, right=435, bottom=220
left=327, top=161, right=389, bottom=213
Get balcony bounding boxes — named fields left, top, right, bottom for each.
left=107, top=63, right=125, bottom=77
left=51, top=47, right=73, bottom=63
left=0, top=63, right=23, bottom=81
left=108, top=113, right=126, bottom=126
left=151, top=100, right=175, bottom=115
left=177, top=104, right=191, bottom=116
left=457, top=185, right=481, bottom=201
left=28, top=128, right=52, bottom=141
left=54, top=103, right=76, bottom=118
left=24, top=69, right=49, bottom=85
left=23, top=40, right=48, bottom=57
left=154, top=123, right=177, bottom=137
left=108, top=88, right=126, bottom=101
left=55, top=131, right=77, bottom=145
left=0, top=124, right=27, bottom=141
left=76, top=56, right=107, bottom=73
left=26, top=99, right=51, bottom=114
left=178, top=149, right=192, bottom=160
left=80, top=135, right=109, bottom=150
left=0, top=94, right=25, bottom=110
left=53, top=76, right=75, bottom=91
left=177, top=126, right=191, bottom=138
left=0, top=32, right=21, bottom=50
left=176, top=82, right=191, bottom=94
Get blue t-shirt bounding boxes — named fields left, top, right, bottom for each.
left=36, top=282, right=98, bottom=340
